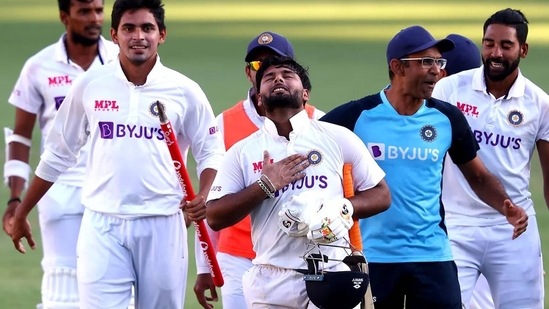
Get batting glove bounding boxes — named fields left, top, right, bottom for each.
left=307, top=197, right=354, bottom=244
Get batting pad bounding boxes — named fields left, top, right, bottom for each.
left=41, top=268, right=79, bottom=309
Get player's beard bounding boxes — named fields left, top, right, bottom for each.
left=483, top=55, right=520, bottom=82
left=71, top=28, right=101, bottom=47
left=263, top=89, right=303, bottom=113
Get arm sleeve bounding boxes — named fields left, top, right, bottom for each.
left=8, top=59, right=43, bottom=114
left=36, top=75, right=89, bottom=181
left=447, top=105, right=479, bottom=164
left=179, top=83, right=224, bottom=177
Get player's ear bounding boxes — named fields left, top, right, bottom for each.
left=110, top=28, right=118, bottom=44
left=257, top=93, right=264, bottom=107
left=59, top=10, right=69, bottom=27
left=439, top=69, right=448, bottom=79
left=302, top=89, right=310, bottom=102
left=245, top=66, right=253, bottom=84
left=389, top=59, right=406, bottom=76
left=158, top=28, right=167, bottom=45
left=520, top=42, right=528, bottom=58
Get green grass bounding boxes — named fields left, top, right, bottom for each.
left=0, top=0, right=548, bottom=308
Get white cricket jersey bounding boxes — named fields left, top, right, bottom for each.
left=35, top=57, right=224, bottom=218
left=8, top=34, right=118, bottom=186
left=215, top=89, right=325, bottom=135
left=433, top=67, right=549, bottom=225
left=208, top=110, right=385, bottom=270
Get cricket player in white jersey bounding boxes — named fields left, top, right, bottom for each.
left=206, top=56, right=391, bottom=308
left=2, top=0, right=117, bottom=308
left=433, top=8, right=549, bottom=308
left=193, top=31, right=324, bottom=309
left=9, top=0, right=224, bottom=308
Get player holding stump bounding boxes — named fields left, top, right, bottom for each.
left=2, top=1, right=117, bottom=308
left=9, top=0, right=224, bottom=308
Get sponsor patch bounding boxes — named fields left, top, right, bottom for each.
left=507, top=110, right=524, bottom=126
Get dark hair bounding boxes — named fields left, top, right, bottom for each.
left=483, top=8, right=529, bottom=45
left=255, top=56, right=312, bottom=93
left=111, top=0, right=166, bottom=32
left=58, top=0, right=98, bottom=13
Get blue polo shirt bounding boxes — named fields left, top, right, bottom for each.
left=321, top=89, right=478, bottom=263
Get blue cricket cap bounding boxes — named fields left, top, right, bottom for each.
left=245, top=31, right=295, bottom=62
left=386, top=25, right=455, bottom=64
left=442, top=34, right=481, bottom=76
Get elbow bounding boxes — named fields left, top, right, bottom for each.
left=205, top=201, right=224, bottom=231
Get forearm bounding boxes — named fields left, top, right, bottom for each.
left=14, top=176, right=54, bottom=219
left=466, top=172, right=509, bottom=214
left=351, top=179, right=391, bottom=219
left=206, top=182, right=268, bottom=231
left=197, top=168, right=217, bottom=200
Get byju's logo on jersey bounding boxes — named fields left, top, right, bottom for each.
left=367, top=143, right=385, bottom=160
left=368, top=143, right=439, bottom=161
left=54, top=96, right=65, bottom=110
left=457, top=101, right=479, bottom=117
left=48, top=75, right=72, bottom=87
left=507, top=110, right=524, bottom=126
left=98, top=122, right=165, bottom=140
left=95, top=100, right=120, bottom=112
left=420, top=125, right=437, bottom=142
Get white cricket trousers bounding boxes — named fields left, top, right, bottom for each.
left=76, top=209, right=188, bottom=309
left=242, top=265, right=322, bottom=309
left=38, top=183, right=84, bottom=308
left=449, top=216, right=544, bottom=309
left=217, top=252, right=252, bottom=309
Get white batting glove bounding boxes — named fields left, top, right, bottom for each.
left=306, top=197, right=354, bottom=244
left=278, top=192, right=323, bottom=237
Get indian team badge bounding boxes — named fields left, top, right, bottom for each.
left=258, top=32, right=273, bottom=45
left=307, top=150, right=322, bottom=165
left=149, top=101, right=165, bottom=117
left=507, top=110, right=524, bottom=126
left=420, top=125, right=437, bottom=142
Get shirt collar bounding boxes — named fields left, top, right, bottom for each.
left=472, top=66, right=526, bottom=99
left=54, top=34, right=115, bottom=65
left=114, top=54, right=164, bottom=86
left=263, top=109, right=310, bottom=138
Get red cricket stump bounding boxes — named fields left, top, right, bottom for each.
left=156, top=101, right=224, bottom=287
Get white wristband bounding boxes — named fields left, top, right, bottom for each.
left=4, top=160, right=31, bottom=188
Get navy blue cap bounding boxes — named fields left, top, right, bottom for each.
left=245, top=31, right=295, bottom=62
left=386, top=25, right=455, bottom=64
left=442, top=34, right=481, bottom=76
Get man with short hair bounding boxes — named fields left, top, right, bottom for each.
left=321, top=25, right=528, bottom=308
left=433, top=8, right=548, bottom=308
left=9, top=0, right=224, bottom=308
left=194, top=31, right=324, bottom=309
left=206, top=56, right=391, bottom=308
left=2, top=1, right=117, bottom=308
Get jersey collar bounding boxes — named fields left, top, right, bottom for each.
left=473, top=66, right=526, bottom=99
left=263, top=109, right=310, bottom=138
left=54, top=33, right=116, bottom=66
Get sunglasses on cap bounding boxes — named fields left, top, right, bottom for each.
left=248, top=61, right=262, bottom=71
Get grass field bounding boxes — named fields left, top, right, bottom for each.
left=0, top=0, right=548, bottom=308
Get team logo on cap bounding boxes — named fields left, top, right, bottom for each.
left=507, top=110, right=524, bottom=126
left=420, top=125, right=437, bottom=142
left=149, top=101, right=165, bottom=117
left=307, top=150, right=322, bottom=165
left=258, top=33, right=274, bottom=45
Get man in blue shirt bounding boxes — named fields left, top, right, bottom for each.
left=320, top=25, right=528, bottom=309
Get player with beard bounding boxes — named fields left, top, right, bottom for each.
left=2, top=1, right=117, bottom=308
left=206, top=56, right=390, bottom=308
left=433, top=8, right=549, bottom=308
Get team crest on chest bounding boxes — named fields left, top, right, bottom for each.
left=420, top=125, right=437, bottom=142
left=507, top=110, right=524, bottom=126
left=307, top=150, right=322, bottom=165
left=149, top=101, right=165, bottom=117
